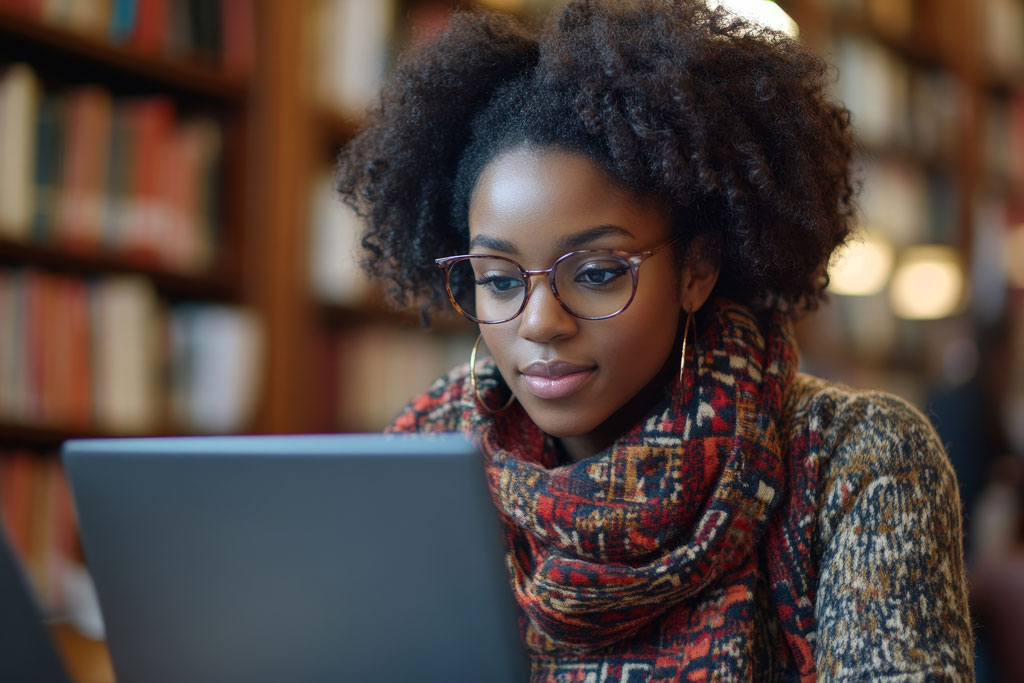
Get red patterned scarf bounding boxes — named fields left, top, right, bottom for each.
left=470, top=299, right=818, bottom=681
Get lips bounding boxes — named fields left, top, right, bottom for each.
left=519, top=360, right=596, bottom=400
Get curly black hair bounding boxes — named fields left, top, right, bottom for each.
left=335, top=0, right=856, bottom=318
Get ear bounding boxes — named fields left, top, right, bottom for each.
left=678, top=256, right=720, bottom=312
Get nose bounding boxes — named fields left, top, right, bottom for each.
left=516, top=274, right=578, bottom=343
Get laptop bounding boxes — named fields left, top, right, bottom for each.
left=0, top=527, right=71, bottom=683
left=62, top=433, right=529, bottom=683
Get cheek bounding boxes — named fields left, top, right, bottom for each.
left=478, top=325, right=517, bottom=379
left=604, top=305, right=680, bottom=376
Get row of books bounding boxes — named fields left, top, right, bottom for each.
left=0, top=268, right=264, bottom=434
left=0, top=63, right=223, bottom=273
left=856, top=156, right=959, bottom=247
left=833, top=35, right=963, bottom=160
left=980, top=0, right=1024, bottom=81
left=325, top=324, right=475, bottom=432
left=982, top=92, right=1024, bottom=193
left=826, top=0, right=975, bottom=67
left=308, top=171, right=372, bottom=306
left=312, top=0, right=394, bottom=118
left=0, top=0, right=255, bottom=75
left=972, top=194, right=1024, bottom=323
left=0, top=450, right=78, bottom=615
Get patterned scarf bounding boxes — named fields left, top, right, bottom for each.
left=469, top=299, right=819, bottom=682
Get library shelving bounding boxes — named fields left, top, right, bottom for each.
left=0, top=6, right=262, bottom=675
left=778, top=0, right=1024, bottom=410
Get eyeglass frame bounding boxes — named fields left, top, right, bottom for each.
left=434, top=235, right=682, bottom=324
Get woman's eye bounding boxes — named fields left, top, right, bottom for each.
left=476, top=274, right=523, bottom=293
left=575, top=263, right=627, bottom=286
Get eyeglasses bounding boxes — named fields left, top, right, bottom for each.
left=434, top=237, right=679, bottom=324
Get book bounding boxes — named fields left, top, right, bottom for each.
left=31, top=94, right=64, bottom=242
left=220, top=0, right=254, bottom=75
left=332, top=324, right=473, bottom=431
left=0, top=451, right=35, bottom=559
left=90, top=275, right=160, bottom=433
left=0, top=63, right=41, bottom=240
left=55, top=86, right=113, bottom=250
left=120, top=96, right=175, bottom=264
left=168, top=304, right=264, bottom=433
left=309, top=171, right=372, bottom=305
left=834, top=36, right=910, bottom=150
left=315, top=0, right=396, bottom=118
left=108, top=0, right=137, bottom=43
left=131, top=0, right=169, bottom=53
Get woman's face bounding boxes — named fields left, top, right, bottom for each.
left=468, top=146, right=686, bottom=456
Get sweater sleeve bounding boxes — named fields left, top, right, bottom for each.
left=811, top=389, right=974, bottom=681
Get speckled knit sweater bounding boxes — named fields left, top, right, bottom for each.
left=389, top=364, right=974, bottom=681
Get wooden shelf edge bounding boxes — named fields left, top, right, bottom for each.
left=0, top=8, right=249, bottom=102
left=0, top=238, right=239, bottom=301
left=0, top=421, right=108, bottom=449
left=0, top=419, right=256, bottom=449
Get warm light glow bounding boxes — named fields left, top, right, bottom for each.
left=889, top=245, right=964, bottom=320
left=828, top=235, right=895, bottom=296
left=707, top=0, right=799, bottom=37
left=1007, top=225, right=1024, bottom=288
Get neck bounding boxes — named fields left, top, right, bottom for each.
left=557, top=351, right=679, bottom=463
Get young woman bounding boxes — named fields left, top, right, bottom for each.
left=335, top=1, right=974, bottom=679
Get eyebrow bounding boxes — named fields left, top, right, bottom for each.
left=469, top=234, right=519, bottom=255
left=557, top=225, right=636, bottom=251
left=468, top=224, right=636, bottom=255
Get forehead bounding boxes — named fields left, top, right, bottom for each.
left=467, top=147, right=669, bottom=254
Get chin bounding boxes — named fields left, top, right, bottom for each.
left=520, top=404, right=603, bottom=439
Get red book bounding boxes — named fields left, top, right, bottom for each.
left=132, top=0, right=169, bottom=53
left=0, top=0, right=45, bottom=20
left=123, top=97, right=175, bottom=263
left=66, top=278, right=93, bottom=427
left=0, top=452, right=34, bottom=559
left=55, top=87, right=113, bottom=250
left=221, top=0, right=254, bottom=75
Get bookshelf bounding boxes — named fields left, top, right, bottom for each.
left=776, top=0, right=1024, bottom=413
left=0, top=4, right=261, bottom=676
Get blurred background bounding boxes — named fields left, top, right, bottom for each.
left=0, top=0, right=1021, bottom=680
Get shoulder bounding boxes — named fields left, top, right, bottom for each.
left=786, top=374, right=973, bottom=679
left=785, top=373, right=952, bottom=485
left=386, top=362, right=476, bottom=433
left=785, top=373, right=959, bottom=551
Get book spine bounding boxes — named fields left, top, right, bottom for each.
left=0, top=63, right=42, bottom=240
left=31, top=94, right=64, bottom=242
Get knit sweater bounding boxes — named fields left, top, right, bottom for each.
left=389, top=366, right=975, bottom=680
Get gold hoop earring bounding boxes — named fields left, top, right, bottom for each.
left=470, top=334, right=515, bottom=414
left=679, top=306, right=695, bottom=387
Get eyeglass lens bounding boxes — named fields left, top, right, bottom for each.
left=448, top=252, right=635, bottom=322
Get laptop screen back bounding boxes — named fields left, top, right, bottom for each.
left=62, top=434, right=528, bottom=683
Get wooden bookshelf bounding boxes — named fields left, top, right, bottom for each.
left=777, top=0, right=1024, bottom=397
left=0, top=8, right=248, bottom=101
left=0, top=237, right=239, bottom=301
left=0, top=7, right=263, bottom=676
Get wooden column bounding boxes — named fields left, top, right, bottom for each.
left=246, top=1, right=317, bottom=433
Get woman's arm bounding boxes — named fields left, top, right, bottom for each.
left=812, top=390, right=974, bottom=680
